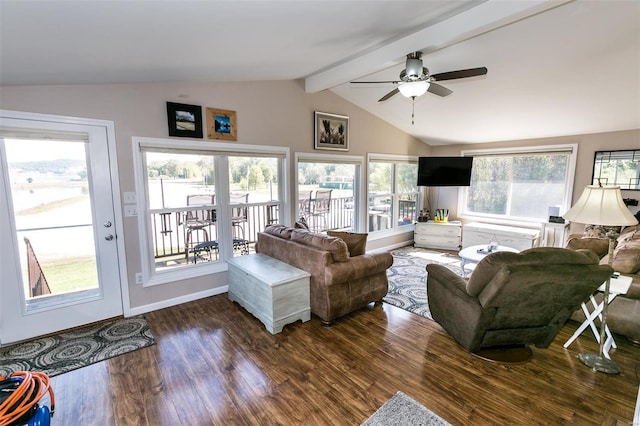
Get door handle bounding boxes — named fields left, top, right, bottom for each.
left=104, top=221, right=112, bottom=228
left=105, top=234, right=114, bottom=241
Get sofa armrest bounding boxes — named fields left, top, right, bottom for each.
left=566, top=236, right=610, bottom=258
left=624, top=274, right=640, bottom=299
left=324, top=252, right=392, bottom=285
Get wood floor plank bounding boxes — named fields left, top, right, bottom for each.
left=42, top=293, right=639, bottom=425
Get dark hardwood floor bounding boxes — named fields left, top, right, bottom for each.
left=45, top=294, right=639, bottom=425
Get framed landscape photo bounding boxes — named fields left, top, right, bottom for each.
left=207, top=107, right=237, bottom=141
left=166, top=102, right=203, bottom=138
left=314, top=111, right=349, bottom=151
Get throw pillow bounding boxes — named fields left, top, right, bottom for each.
left=291, top=229, right=350, bottom=262
left=327, top=230, right=368, bottom=257
left=611, top=226, right=640, bottom=274
left=583, top=225, right=607, bottom=239
left=294, top=217, right=309, bottom=230
left=583, top=225, right=621, bottom=239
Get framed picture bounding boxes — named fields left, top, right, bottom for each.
left=314, top=111, right=349, bottom=151
left=166, top=102, right=203, bottom=138
left=206, top=107, right=237, bottom=141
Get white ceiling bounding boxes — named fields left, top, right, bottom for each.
left=1, top=0, right=638, bottom=146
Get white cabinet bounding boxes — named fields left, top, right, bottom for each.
left=540, top=222, right=570, bottom=247
left=462, top=222, right=540, bottom=251
left=414, top=220, right=462, bottom=250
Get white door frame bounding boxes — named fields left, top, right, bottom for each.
left=0, top=109, right=130, bottom=345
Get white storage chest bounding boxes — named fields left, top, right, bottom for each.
left=462, top=222, right=540, bottom=251
left=227, top=253, right=311, bottom=334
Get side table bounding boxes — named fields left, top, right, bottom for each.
left=458, top=244, right=518, bottom=276
left=563, top=274, right=633, bottom=358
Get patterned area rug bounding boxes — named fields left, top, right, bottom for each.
left=0, top=316, right=155, bottom=377
left=362, top=391, right=451, bottom=425
left=385, top=246, right=464, bottom=320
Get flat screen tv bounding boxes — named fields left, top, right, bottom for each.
left=417, top=156, right=474, bottom=187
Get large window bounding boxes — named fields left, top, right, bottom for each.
left=296, top=153, right=362, bottom=233
left=461, top=145, right=577, bottom=223
left=368, top=155, right=419, bottom=233
left=134, top=138, right=286, bottom=286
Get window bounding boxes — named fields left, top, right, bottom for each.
left=134, top=138, right=287, bottom=286
left=461, top=144, right=577, bottom=223
left=592, top=150, right=640, bottom=190
left=295, top=153, right=362, bottom=233
left=368, top=155, right=419, bottom=233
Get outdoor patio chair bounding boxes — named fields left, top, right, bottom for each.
left=185, top=194, right=216, bottom=260
left=309, top=189, right=332, bottom=232
left=230, top=192, right=249, bottom=243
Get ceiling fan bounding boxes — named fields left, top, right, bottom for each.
left=351, top=51, right=488, bottom=103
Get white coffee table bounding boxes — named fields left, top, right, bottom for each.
left=458, top=244, right=519, bottom=276
left=563, top=274, right=632, bottom=358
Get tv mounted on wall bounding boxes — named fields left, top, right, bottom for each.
left=417, top=156, right=474, bottom=187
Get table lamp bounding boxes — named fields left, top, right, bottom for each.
left=563, top=184, right=638, bottom=374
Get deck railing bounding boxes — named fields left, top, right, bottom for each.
left=151, top=197, right=355, bottom=261
left=151, top=196, right=412, bottom=261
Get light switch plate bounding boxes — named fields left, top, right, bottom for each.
left=124, top=205, right=138, bottom=217
left=123, top=192, right=136, bottom=204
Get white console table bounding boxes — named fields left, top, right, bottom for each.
left=462, top=222, right=540, bottom=251
left=414, top=220, right=462, bottom=250
left=227, top=254, right=310, bottom=334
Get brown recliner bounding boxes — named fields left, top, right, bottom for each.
left=426, top=247, right=613, bottom=355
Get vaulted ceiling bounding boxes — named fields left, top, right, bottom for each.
left=1, top=0, right=638, bottom=145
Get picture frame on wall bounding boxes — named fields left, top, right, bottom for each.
left=207, top=107, right=237, bottom=141
left=166, top=102, right=203, bottom=138
left=314, top=111, right=349, bottom=151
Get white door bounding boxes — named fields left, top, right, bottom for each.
left=0, top=112, right=124, bottom=344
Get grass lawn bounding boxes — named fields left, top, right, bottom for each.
left=25, top=255, right=99, bottom=296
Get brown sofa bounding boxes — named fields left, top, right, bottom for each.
left=255, top=225, right=393, bottom=326
left=566, top=224, right=640, bottom=344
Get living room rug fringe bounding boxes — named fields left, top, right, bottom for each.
left=362, top=391, right=451, bottom=425
left=0, top=315, right=155, bottom=377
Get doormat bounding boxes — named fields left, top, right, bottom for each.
left=362, top=391, right=451, bottom=425
left=0, top=316, right=155, bottom=377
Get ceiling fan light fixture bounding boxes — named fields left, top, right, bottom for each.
left=398, top=80, right=430, bottom=98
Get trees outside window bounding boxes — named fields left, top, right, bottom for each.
left=461, top=145, right=576, bottom=222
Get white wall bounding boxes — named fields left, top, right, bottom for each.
left=0, top=80, right=430, bottom=312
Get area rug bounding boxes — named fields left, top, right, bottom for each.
left=362, top=391, right=451, bottom=425
left=0, top=316, right=155, bottom=377
left=385, top=246, right=464, bottom=320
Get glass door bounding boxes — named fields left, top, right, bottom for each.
left=0, top=114, right=123, bottom=344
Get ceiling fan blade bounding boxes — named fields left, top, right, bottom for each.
left=351, top=80, right=399, bottom=84
left=427, top=83, right=453, bottom=97
left=378, top=88, right=399, bottom=102
left=431, top=67, right=488, bottom=81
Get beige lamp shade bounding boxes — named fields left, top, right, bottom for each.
left=563, top=185, right=639, bottom=226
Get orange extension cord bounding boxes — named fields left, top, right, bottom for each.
left=0, top=371, right=54, bottom=426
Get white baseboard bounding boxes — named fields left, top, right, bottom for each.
left=126, top=285, right=228, bottom=317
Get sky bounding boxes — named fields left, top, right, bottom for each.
left=3, top=139, right=87, bottom=163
